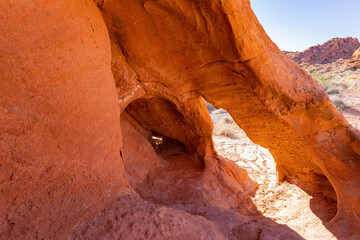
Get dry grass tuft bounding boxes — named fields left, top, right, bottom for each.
left=346, top=73, right=360, bottom=80
left=217, top=129, right=236, bottom=138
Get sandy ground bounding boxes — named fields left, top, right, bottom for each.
left=339, top=78, right=360, bottom=130
left=211, top=108, right=339, bottom=240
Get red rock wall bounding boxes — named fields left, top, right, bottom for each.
left=0, top=1, right=128, bottom=238
left=1, top=0, right=360, bottom=239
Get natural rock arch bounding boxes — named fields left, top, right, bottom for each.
left=0, top=0, right=359, bottom=239
left=104, top=0, right=360, bottom=237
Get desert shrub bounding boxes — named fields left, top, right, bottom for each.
left=331, top=98, right=347, bottom=110
left=335, top=82, right=350, bottom=90
left=346, top=73, right=360, bottom=80
left=218, top=129, right=236, bottom=138
left=311, top=72, right=327, bottom=86
left=327, top=88, right=340, bottom=95
left=223, top=117, right=234, bottom=124
left=300, top=64, right=315, bottom=73
left=301, top=64, right=310, bottom=72
left=311, top=72, right=321, bottom=80
left=324, top=74, right=335, bottom=80
left=311, top=72, right=336, bottom=88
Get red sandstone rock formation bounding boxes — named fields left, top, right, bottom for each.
left=1, top=0, right=360, bottom=239
left=353, top=47, right=360, bottom=59
left=322, top=53, right=360, bottom=73
left=285, top=37, right=360, bottom=65
left=285, top=38, right=360, bottom=73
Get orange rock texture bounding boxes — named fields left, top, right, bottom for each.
left=1, top=0, right=360, bottom=239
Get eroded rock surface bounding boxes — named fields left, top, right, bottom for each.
left=0, top=1, right=127, bottom=239
left=1, top=0, right=360, bottom=239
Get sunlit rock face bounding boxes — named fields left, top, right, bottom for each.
left=1, top=0, right=359, bottom=239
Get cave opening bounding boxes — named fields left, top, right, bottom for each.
left=149, top=131, right=184, bottom=154
left=206, top=101, right=278, bottom=186
left=120, top=96, right=206, bottom=205
left=120, top=95, right=338, bottom=229
left=206, top=101, right=338, bottom=223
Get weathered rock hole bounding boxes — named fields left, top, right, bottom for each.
left=151, top=134, right=164, bottom=146
left=207, top=102, right=338, bottom=222
left=149, top=132, right=186, bottom=154
left=206, top=101, right=278, bottom=185
left=121, top=97, right=205, bottom=205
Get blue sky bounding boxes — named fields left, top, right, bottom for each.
left=250, top=0, right=360, bottom=51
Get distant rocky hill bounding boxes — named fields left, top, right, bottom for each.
left=284, top=37, right=360, bottom=73
left=284, top=37, right=360, bottom=66
left=284, top=37, right=360, bottom=114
